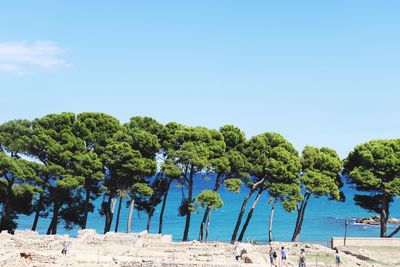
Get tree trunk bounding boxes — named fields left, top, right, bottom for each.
left=127, top=198, right=135, bottom=233
left=114, top=196, right=123, bottom=232
left=47, top=200, right=59, bottom=235
left=268, top=197, right=278, bottom=243
left=82, top=180, right=91, bottom=229
left=388, top=225, right=400, bottom=237
left=380, top=191, right=389, bottom=237
left=46, top=217, right=54, bottom=235
left=183, top=168, right=194, bottom=241
left=205, top=210, right=212, bottom=242
left=291, top=193, right=311, bottom=242
left=31, top=194, right=43, bottom=231
left=111, top=197, right=117, bottom=213
left=0, top=178, right=14, bottom=232
left=147, top=209, right=154, bottom=232
left=51, top=214, right=58, bottom=234
left=199, top=174, right=221, bottom=242
left=31, top=208, right=40, bottom=231
left=231, top=189, right=256, bottom=243
left=291, top=203, right=304, bottom=242
left=198, top=207, right=210, bottom=242
left=159, top=178, right=172, bottom=234
left=238, top=188, right=263, bottom=242
left=103, top=195, right=114, bottom=234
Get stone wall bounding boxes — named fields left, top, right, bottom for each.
left=331, top=237, right=400, bottom=248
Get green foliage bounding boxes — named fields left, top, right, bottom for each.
left=161, top=160, right=182, bottom=178
left=4, top=112, right=398, bottom=239
left=132, top=182, right=153, bottom=197
left=0, top=153, right=39, bottom=232
left=103, top=141, right=157, bottom=194
left=245, top=132, right=300, bottom=181
left=343, top=139, right=400, bottom=237
left=291, top=146, right=343, bottom=241
left=344, top=139, right=400, bottom=194
left=219, top=124, right=245, bottom=150
left=195, top=190, right=224, bottom=209
left=0, top=119, right=32, bottom=154
left=245, top=132, right=301, bottom=212
left=162, top=124, right=225, bottom=172
left=210, top=157, right=230, bottom=174
left=126, top=116, right=164, bottom=138
left=353, top=194, right=392, bottom=214
left=224, top=178, right=242, bottom=193
left=161, top=124, right=226, bottom=217
left=301, top=146, right=343, bottom=200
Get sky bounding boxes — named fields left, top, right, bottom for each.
left=1, top=1, right=400, bottom=158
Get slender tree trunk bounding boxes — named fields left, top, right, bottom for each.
left=111, top=197, right=117, bottom=213
left=205, top=210, right=212, bottom=242
left=199, top=174, right=221, bottom=242
left=31, top=208, right=40, bottom=231
left=46, top=217, right=53, bottom=235
left=238, top=188, right=263, bottom=242
left=31, top=194, right=43, bottom=231
left=291, top=193, right=311, bottom=242
left=114, top=196, right=123, bottom=232
left=82, top=179, right=91, bottom=229
left=380, top=191, right=389, bottom=238
left=159, top=178, right=172, bottom=234
left=199, top=207, right=210, bottom=242
left=231, top=189, right=255, bottom=243
left=127, top=198, right=135, bottom=233
left=230, top=178, right=265, bottom=243
left=183, top=168, right=194, bottom=241
left=268, top=197, right=278, bottom=243
left=388, top=225, right=400, bottom=237
left=291, top=203, right=304, bottom=242
left=147, top=209, right=154, bottom=232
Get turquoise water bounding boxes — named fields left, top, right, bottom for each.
left=16, top=174, right=400, bottom=243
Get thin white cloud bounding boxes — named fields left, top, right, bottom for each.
left=0, top=41, right=70, bottom=74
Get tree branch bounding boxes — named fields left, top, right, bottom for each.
left=252, top=177, right=265, bottom=190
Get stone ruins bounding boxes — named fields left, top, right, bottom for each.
left=0, top=229, right=376, bottom=266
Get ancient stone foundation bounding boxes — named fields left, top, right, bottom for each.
left=0, top=229, right=375, bottom=266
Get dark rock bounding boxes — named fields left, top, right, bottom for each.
left=355, top=216, right=400, bottom=225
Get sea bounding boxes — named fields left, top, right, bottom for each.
left=16, top=174, right=400, bottom=244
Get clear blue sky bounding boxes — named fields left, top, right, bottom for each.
left=1, top=1, right=399, bottom=157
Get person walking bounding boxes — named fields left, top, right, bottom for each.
left=61, top=241, right=69, bottom=257
left=298, top=248, right=306, bottom=267
left=268, top=245, right=275, bottom=267
left=234, top=242, right=242, bottom=261
left=281, top=246, right=288, bottom=267
left=269, top=245, right=278, bottom=267
left=335, top=248, right=341, bottom=267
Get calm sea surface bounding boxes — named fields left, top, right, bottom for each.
left=16, top=174, right=400, bottom=243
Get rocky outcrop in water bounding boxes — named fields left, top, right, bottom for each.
left=355, top=215, right=400, bottom=225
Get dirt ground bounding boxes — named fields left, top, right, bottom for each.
left=338, top=246, right=400, bottom=267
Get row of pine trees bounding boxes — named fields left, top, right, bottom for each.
left=0, top=112, right=400, bottom=242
